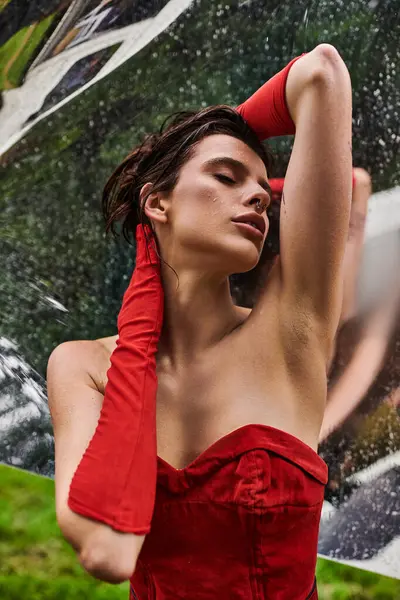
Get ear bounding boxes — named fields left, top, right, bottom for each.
left=140, top=182, right=169, bottom=225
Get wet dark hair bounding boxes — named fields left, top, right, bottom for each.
left=102, top=105, right=280, bottom=307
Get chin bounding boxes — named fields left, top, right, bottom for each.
left=225, top=241, right=261, bottom=274
left=189, top=234, right=262, bottom=275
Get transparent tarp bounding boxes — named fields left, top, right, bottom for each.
left=1, top=0, right=399, bottom=580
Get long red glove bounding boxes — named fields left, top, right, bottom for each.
left=270, top=178, right=285, bottom=199
left=236, top=55, right=305, bottom=139
left=68, top=224, right=164, bottom=534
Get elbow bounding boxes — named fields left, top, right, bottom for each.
left=79, top=541, right=137, bottom=584
left=56, top=508, right=85, bottom=555
left=313, top=44, right=346, bottom=70
left=57, top=509, right=137, bottom=583
left=57, top=499, right=146, bottom=584
left=309, top=44, right=351, bottom=87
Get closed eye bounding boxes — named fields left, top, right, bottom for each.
left=215, top=174, right=236, bottom=184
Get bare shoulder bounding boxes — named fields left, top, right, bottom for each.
left=47, top=336, right=117, bottom=395
left=95, top=335, right=118, bottom=356
left=48, top=339, right=108, bottom=371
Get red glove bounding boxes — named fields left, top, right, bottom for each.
left=269, top=178, right=285, bottom=198
left=68, top=224, right=164, bottom=534
left=236, top=55, right=305, bottom=139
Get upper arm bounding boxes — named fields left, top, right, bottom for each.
left=47, top=341, right=105, bottom=523
left=276, top=45, right=353, bottom=348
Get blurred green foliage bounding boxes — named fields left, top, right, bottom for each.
left=1, top=0, right=399, bottom=380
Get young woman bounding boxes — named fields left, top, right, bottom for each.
left=47, top=44, right=352, bottom=599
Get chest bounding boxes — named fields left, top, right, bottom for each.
left=154, top=342, right=303, bottom=470
left=98, top=326, right=324, bottom=470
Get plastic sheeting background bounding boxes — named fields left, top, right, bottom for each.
left=0, top=0, right=399, bottom=580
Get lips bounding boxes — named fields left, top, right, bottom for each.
left=231, top=212, right=266, bottom=235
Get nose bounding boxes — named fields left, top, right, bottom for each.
left=245, top=188, right=270, bottom=215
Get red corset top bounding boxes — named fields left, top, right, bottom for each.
left=129, top=423, right=328, bottom=600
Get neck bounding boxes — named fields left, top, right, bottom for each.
left=158, top=264, right=241, bottom=369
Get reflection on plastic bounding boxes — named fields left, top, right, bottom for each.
left=0, top=0, right=399, bottom=581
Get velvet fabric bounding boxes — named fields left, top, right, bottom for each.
left=236, top=56, right=304, bottom=139
left=68, top=225, right=164, bottom=533
left=129, top=424, right=327, bottom=599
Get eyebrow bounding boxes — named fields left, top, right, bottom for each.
left=203, top=156, right=272, bottom=196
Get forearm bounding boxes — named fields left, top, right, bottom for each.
left=236, top=44, right=351, bottom=148
left=68, top=227, right=163, bottom=535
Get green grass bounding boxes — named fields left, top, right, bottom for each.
left=0, top=463, right=399, bottom=599
left=0, top=464, right=129, bottom=599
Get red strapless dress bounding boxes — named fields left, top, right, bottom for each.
left=129, top=424, right=328, bottom=599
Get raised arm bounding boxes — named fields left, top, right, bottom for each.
left=282, top=46, right=352, bottom=344
left=240, top=45, right=352, bottom=358
left=268, top=168, right=371, bottom=329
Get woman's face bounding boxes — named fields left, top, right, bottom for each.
left=153, top=134, right=271, bottom=276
